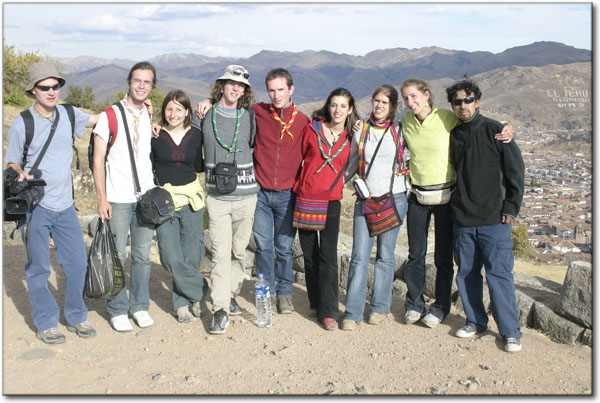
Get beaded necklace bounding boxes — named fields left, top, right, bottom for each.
left=270, top=103, right=298, bottom=140
left=34, top=103, right=56, bottom=121
left=212, top=104, right=242, bottom=157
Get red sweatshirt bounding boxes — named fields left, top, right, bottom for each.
left=252, top=102, right=310, bottom=191
left=293, top=121, right=351, bottom=201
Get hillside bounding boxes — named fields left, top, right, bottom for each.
left=56, top=42, right=590, bottom=132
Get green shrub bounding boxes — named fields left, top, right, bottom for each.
left=5, top=91, right=31, bottom=108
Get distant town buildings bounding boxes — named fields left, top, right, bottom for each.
left=517, top=128, right=592, bottom=265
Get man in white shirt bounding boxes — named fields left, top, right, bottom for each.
left=92, top=61, right=157, bottom=332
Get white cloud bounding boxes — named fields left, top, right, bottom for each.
left=203, top=45, right=232, bottom=57
left=139, top=5, right=162, bottom=18
left=2, top=2, right=591, bottom=60
left=421, top=5, right=446, bottom=15
left=88, top=14, right=126, bottom=31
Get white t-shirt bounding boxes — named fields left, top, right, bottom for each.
left=93, top=100, right=155, bottom=203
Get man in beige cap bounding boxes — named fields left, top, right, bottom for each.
left=5, top=61, right=99, bottom=344
left=191, top=64, right=259, bottom=334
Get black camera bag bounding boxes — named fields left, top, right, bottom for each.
left=214, top=161, right=238, bottom=194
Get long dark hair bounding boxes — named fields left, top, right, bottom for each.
left=311, top=87, right=361, bottom=137
left=160, top=89, right=192, bottom=128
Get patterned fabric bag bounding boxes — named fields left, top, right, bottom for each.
left=361, top=193, right=400, bottom=236
left=293, top=196, right=329, bottom=231
left=357, top=118, right=405, bottom=236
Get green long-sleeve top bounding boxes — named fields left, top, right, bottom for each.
left=401, top=105, right=459, bottom=187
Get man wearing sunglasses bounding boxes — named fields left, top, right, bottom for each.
left=446, top=79, right=525, bottom=353
left=5, top=61, right=100, bottom=344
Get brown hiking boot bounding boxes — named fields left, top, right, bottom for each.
left=276, top=297, right=294, bottom=314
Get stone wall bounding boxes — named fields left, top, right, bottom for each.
left=7, top=214, right=590, bottom=346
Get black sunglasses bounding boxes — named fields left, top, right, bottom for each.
left=35, top=83, right=61, bottom=92
left=451, top=97, right=477, bottom=106
left=230, top=67, right=250, bottom=79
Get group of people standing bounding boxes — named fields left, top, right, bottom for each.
left=5, top=59, right=525, bottom=353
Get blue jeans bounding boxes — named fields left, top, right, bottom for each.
left=454, top=222, right=522, bottom=341
left=404, top=192, right=454, bottom=320
left=106, top=202, right=155, bottom=317
left=156, top=205, right=207, bottom=311
left=252, top=189, right=297, bottom=298
left=23, top=205, right=88, bottom=332
left=343, top=192, right=408, bottom=322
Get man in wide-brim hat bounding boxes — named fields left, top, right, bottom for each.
left=4, top=61, right=99, bottom=344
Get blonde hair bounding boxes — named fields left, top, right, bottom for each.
left=401, top=78, right=434, bottom=107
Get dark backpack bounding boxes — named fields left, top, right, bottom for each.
left=3, top=105, right=76, bottom=234
left=88, top=102, right=152, bottom=171
left=20, top=104, right=76, bottom=168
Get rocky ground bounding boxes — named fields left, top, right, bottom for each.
left=2, top=244, right=592, bottom=396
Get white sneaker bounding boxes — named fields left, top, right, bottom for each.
left=455, top=325, right=477, bottom=338
left=421, top=313, right=442, bottom=329
left=111, top=315, right=133, bottom=332
left=404, top=310, right=422, bottom=325
left=504, top=337, right=522, bottom=352
left=132, top=311, right=154, bottom=328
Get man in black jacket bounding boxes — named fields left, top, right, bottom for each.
left=446, top=79, right=525, bottom=353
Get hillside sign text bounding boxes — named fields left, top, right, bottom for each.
left=547, top=74, right=589, bottom=109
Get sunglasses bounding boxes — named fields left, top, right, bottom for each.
left=230, top=67, right=249, bottom=79
left=35, top=83, right=61, bottom=92
left=451, top=97, right=477, bottom=106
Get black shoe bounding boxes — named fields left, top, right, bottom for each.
left=209, top=309, right=229, bottom=335
left=229, top=298, right=242, bottom=316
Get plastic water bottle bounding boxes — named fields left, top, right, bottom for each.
left=255, top=273, right=272, bottom=328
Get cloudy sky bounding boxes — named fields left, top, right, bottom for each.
left=2, top=2, right=592, bottom=60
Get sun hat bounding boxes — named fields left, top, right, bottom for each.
left=25, top=61, right=66, bottom=98
left=217, top=65, right=250, bottom=87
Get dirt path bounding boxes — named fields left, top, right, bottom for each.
left=2, top=245, right=592, bottom=395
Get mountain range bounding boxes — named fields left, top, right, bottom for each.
left=58, top=41, right=591, bottom=131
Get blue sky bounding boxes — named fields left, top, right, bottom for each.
left=2, top=2, right=592, bottom=60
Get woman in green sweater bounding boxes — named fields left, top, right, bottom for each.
left=399, top=78, right=513, bottom=329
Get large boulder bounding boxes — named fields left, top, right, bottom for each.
left=532, top=301, right=585, bottom=345
left=555, top=261, right=592, bottom=329
left=515, top=289, right=535, bottom=328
